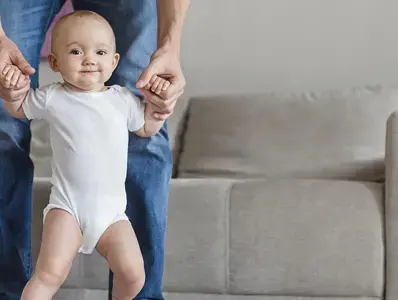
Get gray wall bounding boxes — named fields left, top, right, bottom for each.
left=181, top=0, right=398, bottom=96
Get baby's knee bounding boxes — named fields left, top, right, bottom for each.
left=116, top=261, right=146, bottom=297
left=33, top=266, right=69, bottom=289
left=124, top=265, right=145, bottom=292
left=129, top=271, right=145, bottom=295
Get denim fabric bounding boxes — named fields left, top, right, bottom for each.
left=0, top=1, right=172, bottom=299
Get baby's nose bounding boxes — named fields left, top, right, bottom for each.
left=83, top=56, right=96, bottom=65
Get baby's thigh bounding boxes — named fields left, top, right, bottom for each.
left=96, top=220, right=144, bottom=278
left=35, top=208, right=82, bottom=284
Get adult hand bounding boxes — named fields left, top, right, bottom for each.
left=139, top=87, right=183, bottom=120
left=0, top=34, right=35, bottom=88
left=136, top=48, right=186, bottom=113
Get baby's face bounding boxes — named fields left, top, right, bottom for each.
left=50, top=17, right=119, bottom=91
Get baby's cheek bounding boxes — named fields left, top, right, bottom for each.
left=58, top=62, right=74, bottom=75
left=101, top=70, right=113, bottom=82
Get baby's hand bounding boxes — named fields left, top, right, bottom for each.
left=145, top=75, right=171, bottom=95
left=1, top=65, right=29, bottom=90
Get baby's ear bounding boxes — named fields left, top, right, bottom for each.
left=48, top=53, right=59, bottom=72
left=112, top=53, right=120, bottom=71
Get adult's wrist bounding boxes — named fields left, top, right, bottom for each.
left=0, top=17, right=5, bottom=38
left=0, top=29, right=7, bottom=39
left=156, top=41, right=180, bottom=58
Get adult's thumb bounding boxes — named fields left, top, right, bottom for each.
left=12, top=51, right=35, bottom=75
left=136, top=63, right=157, bottom=89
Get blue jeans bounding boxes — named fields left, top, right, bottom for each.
left=0, top=1, right=172, bottom=299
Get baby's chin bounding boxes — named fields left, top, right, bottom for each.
left=64, top=79, right=106, bottom=92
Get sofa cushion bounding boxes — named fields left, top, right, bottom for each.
left=163, top=179, right=234, bottom=293
left=178, top=87, right=398, bottom=180
left=229, top=179, right=384, bottom=297
left=54, top=288, right=105, bottom=300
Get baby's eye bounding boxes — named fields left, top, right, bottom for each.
left=70, top=49, right=82, bottom=55
left=97, top=50, right=107, bottom=56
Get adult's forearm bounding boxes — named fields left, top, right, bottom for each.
left=157, top=0, right=189, bottom=54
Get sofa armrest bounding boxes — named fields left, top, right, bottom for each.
left=385, top=111, right=398, bottom=300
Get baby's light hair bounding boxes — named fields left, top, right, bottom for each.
left=51, top=10, right=116, bottom=52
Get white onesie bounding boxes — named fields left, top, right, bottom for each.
left=23, top=83, right=145, bottom=254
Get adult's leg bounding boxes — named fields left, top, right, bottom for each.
left=73, top=1, right=172, bottom=299
left=0, top=1, right=61, bottom=299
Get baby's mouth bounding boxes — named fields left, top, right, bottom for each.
left=80, top=70, right=100, bottom=73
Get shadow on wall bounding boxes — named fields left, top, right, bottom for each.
left=40, top=0, right=74, bottom=58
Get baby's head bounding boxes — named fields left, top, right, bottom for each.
left=49, top=11, right=119, bottom=91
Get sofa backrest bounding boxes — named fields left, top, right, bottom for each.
left=176, top=86, right=398, bottom=181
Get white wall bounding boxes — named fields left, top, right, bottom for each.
left=181, top=0, right=398, bottom=96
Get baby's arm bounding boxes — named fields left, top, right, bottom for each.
left=0, top=65, right=29, bottom=118
left=135, top=104, right=165, bottom=137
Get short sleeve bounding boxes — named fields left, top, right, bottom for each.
left=22, top=84, right=55, bottom=120
left=119, top=87, right=145, bottom=132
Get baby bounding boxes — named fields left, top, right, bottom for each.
left=0, top=11, right=169, bottom=300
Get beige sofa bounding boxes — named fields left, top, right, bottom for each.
left=30, top=85, right=398, bottom=299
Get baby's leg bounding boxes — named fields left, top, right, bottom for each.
left=96, top=220, right=145, bottom=300
left=21, top=209, right=82, bottom=300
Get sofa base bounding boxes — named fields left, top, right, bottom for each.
left=54, top=289, right=380, bottom=300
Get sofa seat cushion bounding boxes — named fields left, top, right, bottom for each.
left=228, top=179, right=384, bottom=297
